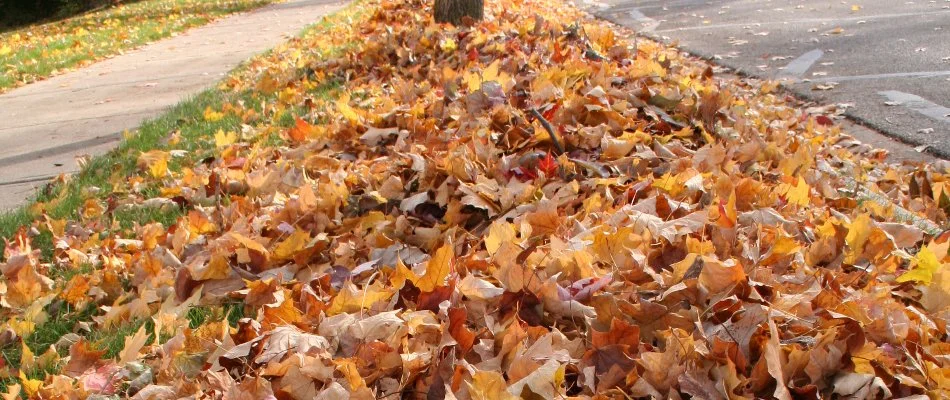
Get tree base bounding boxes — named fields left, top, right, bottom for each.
left=433, top=0, right=484, bottom=25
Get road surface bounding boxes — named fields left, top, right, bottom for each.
left=592, top=0, right=950, bottom=158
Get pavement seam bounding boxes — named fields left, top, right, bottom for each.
left=0, top=133, right=124, bottom=168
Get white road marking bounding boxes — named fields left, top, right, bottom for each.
left=878, top=91, right=950, bottom=125
left=608, top=0, right=707, bottom=12
left=653, top=10, right=950, bottom=33
left=812, top=71, right=950, bottom=82
left=777, top=49, right=823, bottom=79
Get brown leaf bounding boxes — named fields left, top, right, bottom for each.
left=63, top=339, right=105, bottom=378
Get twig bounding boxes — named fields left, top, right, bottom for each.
left=837, top=175, right=943, bottom=235
left=528, top=108, right=565, bottom=154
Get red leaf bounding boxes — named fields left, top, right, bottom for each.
left=448, top=307, right=476, bottom=355
left=815, top=115, right=834, bottom=126
left=542, top=102, right=560, bottom=121
left=287, top=116, right=312, bottom=142
left=537, top=152, right=558, bottom=177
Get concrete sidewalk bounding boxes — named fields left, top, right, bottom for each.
left=0, top=0, right=346, bottom=209
left=592, top=0, right=950, bottom=159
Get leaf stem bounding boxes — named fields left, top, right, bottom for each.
left=528, top=108, right=565, bottom=154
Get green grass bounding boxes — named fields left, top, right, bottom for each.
left=0, top=0, right=279, bottom=91
left=0, top=302, right=97, bottom=372
left=186, top=302, right=246, bottom=329
left=0, top=60, right=246, bottom=399
left=88, top=319, right=153, bottom=359
left=0, top=64, right=349, bottom=243
left=111, top=204, right=186, bottom=231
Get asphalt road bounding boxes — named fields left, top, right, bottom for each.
left=591, top=0, right=950, bottom=158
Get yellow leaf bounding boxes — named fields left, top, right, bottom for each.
left=771, top=234, right=801, bottom=256
left=334, top=358, right=366, bottom=390
left=203, top=106, right=224, bottom=122
left=652, top=172, right=681, bottom=197
left=414, top=242, right=453, bottom=292
left=0, top=45, right=11, bottom=56
left=337, top=94, right=360, bottom=124
left=851, top=4, right=861, bottom=11
left=19, top=342, right=34, bottom=372
left=227, top=232, right=268, bottom=255
left=493, top=241, right=528, bottom=292
left=463, top=71, right=481, bottom=92
left=777, top=176, right=810, bottom=206
left=441, top=38, right=457, bottom=52
left=326, top=282, right=394, bottom=315
left=213, top=129, right=237, bottom=147
left=118, top=325, right=148, bottom=365
left=897, top=244, right=940, bottom=284
left=390, top=258, right=414, bottom=289
left=470, top=370, right=517, bottom=400
left=18, top=371, right=41, bottom=398
left=482, top=59, right=501, bottom=83
left=845, top=214, right=873, bottom=263
left=485, top=221, right=516, bottom=256
left=273, top=230, right=310, bottom=260
left=261, top=290, right=303, bottom=327
left=8, top=318, right=35, bottom=338
left=137, top=150, right=169, bottom=179
left=61, top=275, right=90, bottom=307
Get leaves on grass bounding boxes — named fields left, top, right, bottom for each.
left=0, top=0, right=277, bottom=91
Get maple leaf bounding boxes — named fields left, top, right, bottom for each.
left=63, top=339, right=106, bottom=378
left=484, top=220, right=516, bottom=256
left=214, top=129, right=237, bottom=147
left=413, top=242, right=453, bottom=292
left=336, top=94, right=361, bottom=124
left=118, top=325, right=149, bottom=365
left=272, top=230, right=311, bottom=261
left=326, top=282, right=394, bottom=315
left=845, top=213, right=874, bottom=264
left=203, top=106, right=225, bottom=122
left=9, top=0, right=950, bottom=397
left=776, top=175, right=810, bottom=207
left=287, top=116, right=316, bottom=142
left=136, top=150, right=169, bottom=178
left=448, top=307, right=476, bottom=354
left=18, top=371, right=41, bottom=398
left=1, top=384, right=20, bottom=400
left=470, top=371, right=517, bottom=400
left=897, top=244, right=941, bottom=284
left=537, top=151, right=558, bottom=177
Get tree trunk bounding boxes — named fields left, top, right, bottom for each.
left=433, top=0, right=483, bottom=25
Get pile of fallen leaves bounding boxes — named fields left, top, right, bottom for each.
left=4, top=0, right=950, bottom=397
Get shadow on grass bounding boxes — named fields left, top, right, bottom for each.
left=0, top=0, right=149, bottom=33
